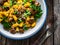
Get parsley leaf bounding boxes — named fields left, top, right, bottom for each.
left=10, top=0, right=17, bottom=7
left=3, top=6, right=9, bottom=11
left=2, top=16, right=7, bottom=21
left=23, top=24, right=28, bottom=30
left=13, top=11, right=18, bottom=15
left=17, top=19, right=23, bottom=24
left=2, top=21, right=11, bottom=29
left=30, top=4, right=43, bottom=20
left=23, top=0, right=28, bottom=4
left=30, top=4, right=42, bottom=12
left=30, top=0, right=33, bottom=3
left=10, top=0, right=13, bottom=7
left=24, top=10, right=31, bottom=17
left=34, top=12, right=42, bottom=20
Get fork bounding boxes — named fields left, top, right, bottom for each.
left=33, top=15, right=57, bottom=45
left=39, top=21, right=57, bottom=45
left=32, top=23, right=53, bottom=45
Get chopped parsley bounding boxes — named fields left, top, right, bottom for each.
left=24, top=10, right=31, bottom=17
left=23, top=24, right=28, bottom=30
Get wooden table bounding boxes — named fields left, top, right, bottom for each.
left=0, top=0, right=60, bottom=45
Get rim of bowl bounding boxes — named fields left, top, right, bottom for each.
left=0, top=0, right=48, bottom=40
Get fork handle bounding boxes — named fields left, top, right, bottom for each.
left=39, top=31, right=52, bottom=45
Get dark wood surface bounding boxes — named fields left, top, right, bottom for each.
left=0, top=0, right=59, bottom=45
left=54, top=0, right=60, bottom=45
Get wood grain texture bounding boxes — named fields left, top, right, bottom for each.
left=1, top=37, right=6, bottom=45
left=58, top=0, right=60, bottom=4
left=42, top=0, right=54, bottom=45
left=42, top=34, right=54, bottom=45
left=0, top=35, right=2, bottom=45
left=54, top=0, right=60, bottom=45
left=6, top=39, right=17, bottom=45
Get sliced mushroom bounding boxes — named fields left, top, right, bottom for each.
left=16, top=12, right=22, bottom=17
left=28, top=16, right=34, bottom=24
left=32, top=11, right=37, bottom=15
left=27, top=19, right=34, bottom=24
left=20, top=9, right=25, bottom=13
left=27, top=8, right=33, bottom=12
left=22, top=6, right=26, bottom=11
left=0, top=0, right=7, bottom=4
left=0, top=7, right=2, bottom=11
left=27, top=8, right=37, bottom=15
left=20, top=6, right=26, bottom=13
left=9, top=18, right=13, bottom=22
left=35, top=2, right=40, bottom=6
left=19, top=29, right=24, bottom=33
left=18, top=12, right=22, bottom=15
left=10, top=29, right=16, bottom=34
left=21, top=17, right=25, bottom=21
